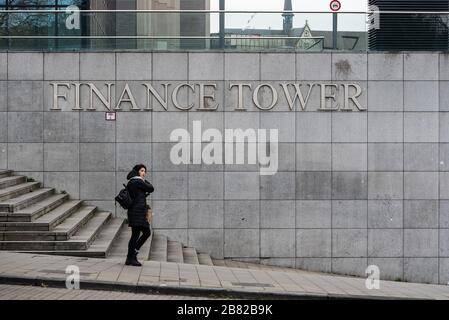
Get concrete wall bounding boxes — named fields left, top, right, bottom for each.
left=0, top=51, right=448, bottom=285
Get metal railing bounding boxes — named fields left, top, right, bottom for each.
left=0, top=9, right=447, bottom=51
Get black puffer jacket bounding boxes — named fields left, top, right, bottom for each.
left=126, top=170, right=155, bottom=228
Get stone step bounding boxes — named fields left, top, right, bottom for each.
left=30, top=218, right=125, bottom=258
left=211, top=259, right=226, bottom=267
left=0, top=182, right=41, bottom=203
left=0, top=188, right=55, bottom=214
left=0, top=210, right=110, bottom=251
left=69, top=211, right=112, bottom=246
left=52, top=206, right=99, bottom=239
left=6, top=194, right=73, bottom=223
left=0, top=199, right=82, bottom=231
left=182, top=247, right=200, bottom=265
left=148, top=234, right=167, bottom=262
left=107, top=225, right=153, bottom=261
left=0, top=205, right=96, bottom=241
left=167, top=240, right=184, bottom=264
left=0, top=170, right=12, bottom=179
left=197, top=253, right=214, bottom=266
left=0, top=176, right=27, bottom=190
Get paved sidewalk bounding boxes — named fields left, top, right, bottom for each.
left=0, top=284, right=215, bottom=300
left=1, top=252, right=449, bottom=299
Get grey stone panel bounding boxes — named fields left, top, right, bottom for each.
left=332, top=53, right=367, bottom=81
left=368, top=53, right=403, bottom=81
left=332, top=113, right=367, bottom=143
left=188, top=200, right=223, bottom=229
left=189, top=53, right=224, bottom=81
left=44, top=112, right=79, bottom=143
left=332, top=229, right=367, bottom=258
left=8, top=53, right=43, bottom=80
left=331, top=258, right=368, bottom=277
left=80, top=53, right=115, bottom=80
left=153, top=53, right=187, bottom=80
left=225, top=53, right=260, bottom=81
left=368, top=229, right=403, bottom=258
left=404, top=172, right=439, bottom=200
left=260, top=172, right=295, bottom=200
left=80, top=112, right=116, bottom=143
left=224, top=229, right=259, bottom=258
left=152, top=171, right=188, bottom=200
left=116, top=53, right=151, bottom=81
left=151, top=200, right=188, bottom=229
left=332, top=172, right=368, bottom=200
left=8, top=112, right=43, bottom=143
left=296, top=258, right=332, bottom=273
left=404, top=143, right=439, bottom=171
left=43, top=172, right=80, bottom=199
left=44, top=53, right=79, bottom=81
left=368, top=113, right=403, bottom=143
left=117, top=143, right=152, bottom=172
left=367, top=258, right=403, bottom=281
left=188, top=229, right=224, bottom=259
left=332, top=144, right=367, bottom=171
left=44, top=143, right=79, bottom=172
left=7, top=144, right=43, bottom=171
left=296, top=172, right=332, bottom=200
left=404, top=112, right=439, bottom=143
left=404, top=200, right=439, bottom=228
left=189, top=172, right=224, bottom=200
left=224, top=172, right=260, bottom=200
left=297, top=53, right=332, bottom=81
left=368, top=172, right=403, bottom=200
left=79, top=143, right=115, bottom=172
left=368, top=144, right=403, bottom=171
left=368, top=200, right=403, bottom=228
left=367, top=81, right=403, bottom=112
left=332, top=200, right=367, bottom=228
left=261, top=53, right=295, bottom=81
left=8, top=81, right=43, bottom=112
left=80, top=172, right=116, bottom=201
left=297, top=143, right=331, bottom=171
left=224, top=200, right=259, bottom=229
left=260, top=229, right=295, bottom=258
left=296, top=229, right=331, bottom=258
left=404, top=258, right=439, bottom=284
left=260, top=200, right=295, bottom=228
left=404, top=229, right=438, bottom=257
left=404, top=53, right=439, bottom=81
left=296, top=200, right=331, bottom=228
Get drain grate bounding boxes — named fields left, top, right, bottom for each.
left=231, top=282, right=274, bottom=288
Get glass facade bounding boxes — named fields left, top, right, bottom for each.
left=0, top=0, right=88, bottom=49
left=0, top=0, right=447, bottom=51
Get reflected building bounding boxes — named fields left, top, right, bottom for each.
left=0, top=0, right=210, bottom=50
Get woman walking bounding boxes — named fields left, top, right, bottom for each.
left=125, top=164, right=155, bottom=267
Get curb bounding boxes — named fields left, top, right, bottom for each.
left=0, top=274, right=410, bottom=300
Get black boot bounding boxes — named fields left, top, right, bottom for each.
left=125, top=249, right=141, bottom=267
left=131, top=249, right=142, bottom=267
left=125, top=254, right=133, bottom=266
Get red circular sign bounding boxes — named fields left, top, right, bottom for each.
left=330, top=0, right=341, bottom=12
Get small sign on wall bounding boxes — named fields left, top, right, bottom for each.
left=105, top=112, right=116, bottom=121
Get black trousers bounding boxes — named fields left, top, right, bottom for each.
left=128, top=225, right=151, bottom=257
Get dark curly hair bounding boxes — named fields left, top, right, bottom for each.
left=132, top=164, right=147, bottom=173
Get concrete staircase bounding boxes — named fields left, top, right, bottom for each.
left=0, top=169, right=299, bottom=272
left=108, top=228, right=217, bottom=267
left=0, top=169, right=124, bottom=258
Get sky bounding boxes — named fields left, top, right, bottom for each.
left=210, top=0, right=367, bottom=12
left=209, top=0, right=368, bottom=32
